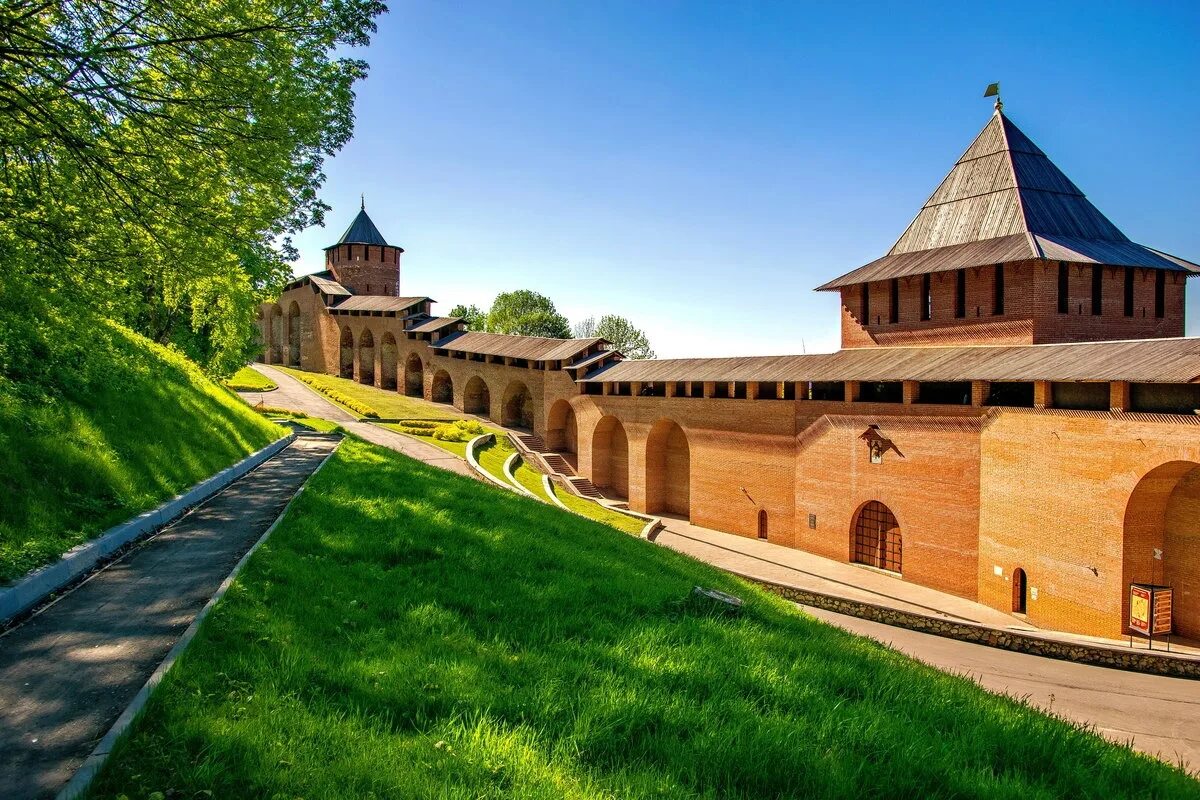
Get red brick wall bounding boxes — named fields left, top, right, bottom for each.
left=326, top=243, right=403, bottom=296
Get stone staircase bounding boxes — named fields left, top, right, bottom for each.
left=513, top=433, right=601, bottom=498
left=567, top=477, right=603, bottom=499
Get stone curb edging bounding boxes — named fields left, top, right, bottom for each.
left=466, top=433, right=520, bottom=492
left=54, top=437, right=343, bottom=800
left=544, top=474, right=571, bottom=512
left=503, top=454, right=538, bottom=498
left=541, top=474, right=664, bottom=539
left=735, top=572, right=1200, bottom=680
left=0, top=433, right=296, bottom=625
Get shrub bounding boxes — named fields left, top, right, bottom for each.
left=289, top=373, right=380, bottom=418
left=431, top=419, right=485, bottom=442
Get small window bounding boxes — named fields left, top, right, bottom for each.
left=1124, top=268, right=1135, bottom=317
left=954, top=269, right=966, bottom=318
left=861, top=283, right=871, bottom=324
left=1154, top=270, right=1166, bottom=318
left=993, top=264, right=1005, bottom=315
left=757, top=510, right=768, bottom=540
left=921, top=274, right=931, bottom=321
left=889, top=279, right=899, bottom=323
left=1057, top=262, right=1069, bottom=314
left=1091, top=266, right=1103, bottom=316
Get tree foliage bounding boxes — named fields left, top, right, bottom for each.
left=0, top=0, right=386, bottom=377
left=448, top=303, right=487, bottom=331
left=574, top=314, right=655, bottom=359
left=486, top=290, right=571, bottom=339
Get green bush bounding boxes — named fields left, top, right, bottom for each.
left=431, top=419, right=485, bottom=442
left=289, top=372, right=380, bottom=418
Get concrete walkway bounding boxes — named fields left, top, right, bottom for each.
left=0, top=435, right=338, bottom=800
left=242, top=364, right=473, bottom=478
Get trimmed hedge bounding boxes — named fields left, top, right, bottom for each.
left=290, top=372, right=380, bottom=418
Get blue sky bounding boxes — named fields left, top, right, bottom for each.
left=292, top=1, right=1200, bottom=357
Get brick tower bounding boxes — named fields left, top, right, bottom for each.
left=324, top=198, right=403, bottom=296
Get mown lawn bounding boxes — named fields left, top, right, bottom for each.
left=277, top=366, right=461, bottom=420
left=223, top=365, right=277, bottom=392
left=551, top=481, right=648, bottom=535
left=88, top=438, right=1198, bottom=799
left=0, top=321, right=283, bottom=583
left=382, top=421, right=502, bottom=460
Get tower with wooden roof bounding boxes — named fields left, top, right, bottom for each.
left=818, top=107, right=1199, bottom=348
left=324, top=198, right=404, bottom=296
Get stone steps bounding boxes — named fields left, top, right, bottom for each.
left=568, top=477, right=603, bottom=499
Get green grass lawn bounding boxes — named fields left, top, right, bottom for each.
left=278, top=366, right=461, bottom=420
left=382, top=421, right=502, bottom=460
left=475, top=435, right=516, bottom=483
left=551, top=482, right=648, bottom=535
left=223, top=365, right=277, bottom=392
left=88, top=438, right=1197, bottom=799
left=512, top=459, right=553, bottom=500
left=0, top=321, right=283, bottom=583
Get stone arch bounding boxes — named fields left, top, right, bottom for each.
left=358, top=328, right=375, bottom=385
left=590, top=415, right=628, bottom=499
left=546, top=399, right=577, bottom=454
left=850, top=500, right=902, bottom=574
left=404, top=353, right=424, bottom=397
left=502, top=380, right=534, bottom=430
left=1012, top=567, right=1028, bottom=614
left=645, top=418, right=690, bottom=517
left=269, top=304, right=283, bottom=364
left=758, top=509, right=769, bottom=540
left=1123, top=461, right=1200, bottom=638
left=463, top=376, right=491, bottom=416
left=286, top=301, right=301, bottom=367
left=339, top=326, right=354, bottom=379
left=432, top=369, right=453, bottom=404
left=380, top=333, right=398, bottom=391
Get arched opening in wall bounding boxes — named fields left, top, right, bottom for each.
left=405, top=353, right=424, bottom=397
left=358, top=329, right=376, bottom=386
left=851, top=501, right=902, bottom=574
left=590, top=415, right=628, bottom=499
left=546, top=399, right=577, bottom=455
left=287, top=302, right=301, bottom=366
left=380, top=333, right=398, bottom=391
left=339, top=327, right=354, bottom=379
left=1012, top=567, right=1027, bottom=614
left=502, top=381, right=534, bottom=430
left=1123, top=461, right=1200, bottom=639
left=432, top=369, right=453, bottom=404
left=645, top=418, right=690, bottom=517
left=758, top=510, right=768, bottom=540
left=270, top=305, right=283, bottom=364
left=464, top=376, right=491, bottom=416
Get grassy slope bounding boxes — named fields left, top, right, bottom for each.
left=224, top=365, right=277, bottom=392
left=277, top=366, right=461, bottom=420
left=0, top=322, right=283, bottom=583
left=89, top=438, right=1197, bottom=799
left=551, top=480, right=647, bottom=535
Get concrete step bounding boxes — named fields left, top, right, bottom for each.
left=518, top=434, right=547, bottom=452
left=541, top=453, right=575, bottom=477
left=568, top=477, right=603, bottom=498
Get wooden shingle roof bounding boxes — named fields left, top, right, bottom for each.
left=329, top=296, right=428, bottom=313
left=433, top=331, right=605, bottom=362
left=818, top=110, right=1199, bottom=290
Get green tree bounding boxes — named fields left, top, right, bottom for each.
left=580, top=314, right=655, bottom=359
left=449, top=304, right=487, bottom=331
left=486, top=290, right=571, bottom=338
left=0, top=0, right=385, bottom=377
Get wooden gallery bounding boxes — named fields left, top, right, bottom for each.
left=259, top=107, right=1200, bottom=641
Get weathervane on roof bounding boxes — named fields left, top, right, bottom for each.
left=360, top=193, right=365, bottom=211
left=984, top=82, right=1002, bottom=112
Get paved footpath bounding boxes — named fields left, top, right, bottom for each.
left=0, top=435, right=338, bottom=800
left=243, top=365, right=1200, bottom=773
left=242, top=364, right=473, bottom=478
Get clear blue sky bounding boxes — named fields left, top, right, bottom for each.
left=291, top=1, right=1200, bottom=357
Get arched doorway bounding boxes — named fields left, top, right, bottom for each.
left=502, top=381, right=533, bottom=430
left=464, top=376, right=490, bottom=416
left=546, top=399, right=577, bottom=454
left=269, top=305, right=283, bottom=364
left=286, top=302, right=301, bottom=366
left=851, top=501, right=902, bottom=574
left=432, top=369, right=453, bottom=404
left=380, top=333, right=398, bottom=391
left=405, top=353, right=424, bottom=397
left=645, top=418, right=690, bottom=517
left=339, top=327, right=354, bottom=379
left=1012, top=567, right=1027, bottom=614
left=358, top=329, right=375, bottom=386
left=591, top=416, right=628, bottom=499
left=1123, top=461, right=1200, bottom=639
left=758, top=510, right=768, bottom=540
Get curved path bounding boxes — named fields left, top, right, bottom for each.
left=242, top=364, right=473, bottom=478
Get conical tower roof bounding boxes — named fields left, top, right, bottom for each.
left=326, top=201, right=391, bottom=249
left=818, top=109, right=1198, bottom=290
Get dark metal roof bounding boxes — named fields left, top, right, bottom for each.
left=407, top=316, right=463, bottom=334
left=329, top=296, right=428, bottom=314
left=819, top=110, right=1200, bottom=290
left=308, top=274, right=352, bottom=296
left=579, top=337, right=1200, bottom=384
left=327, top=207, right=390, bottom=248
left=433, top=331, right=606, bottom=362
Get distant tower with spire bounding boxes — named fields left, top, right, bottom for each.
left=323, top=196, right=404, bottom=296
